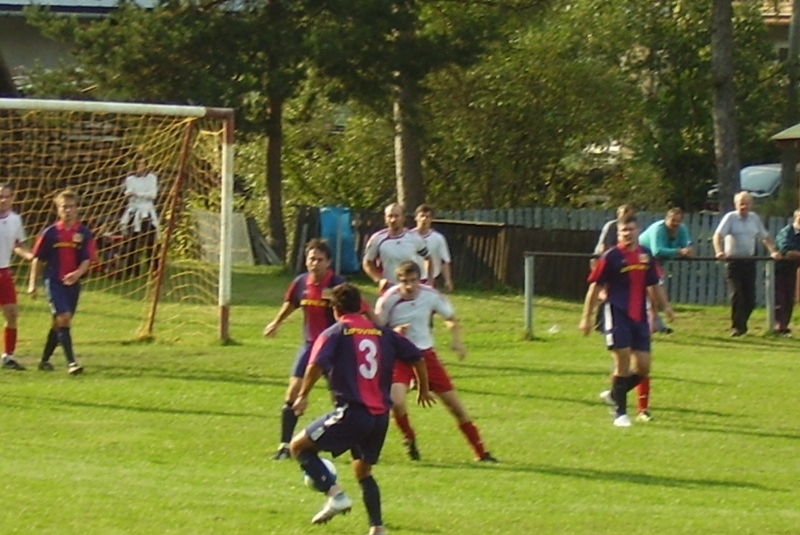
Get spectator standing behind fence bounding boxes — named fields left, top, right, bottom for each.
left=713, top=192, right=780, bottom=337
left=638, top=207, right=693, bottom=334
left=119, top=159, right=159, bottom=278
left=773, top=209, right=800, bottom=336
left=594, top=204, right=636, bottom=257
left=411, top=204, right=453, bottom=292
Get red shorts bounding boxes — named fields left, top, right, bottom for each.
left=392, top=348, right=453, bottom=393
left=0, top=268, right=17, bottom=305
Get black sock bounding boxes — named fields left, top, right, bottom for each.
left=623, top=373, right=643, bottom=393
left=58, top=327, right=76, bottom=364
left=280, top=402, right=298, bottom=444
left=296, top=450, right=335, bottom=493
left=612, top=375, right=628, bottom=416
left=42, top=329, right=59, bottom=361
left=360, top=475, right=382, bottom=527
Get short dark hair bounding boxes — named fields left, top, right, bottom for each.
left=330, top=283, right=362, bottom=315
left=395, top=260, right=421, bottom=279
left=415, top=203, right=434, bottom=216
left=305, top=238, right=332, bottom=259
left=617, top=214, right=638, bottom=227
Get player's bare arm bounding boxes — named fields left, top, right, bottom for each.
left=27, top=257, right=41, bottom=298
left=292, top=363, right=325, bottom=416
left=264, top=301, right=297, bottom=337
left=442, top=262, right=454, bottom=292
left=444, top=318, right=466, bottom=360
left=579, top=282, right=602, bottom=335
left=412, top=359, right=436, bottom=407
left=13, top=243, right=34, bottom=262
left=63, top=259, right=91, bottom=286
left=362, top=257, right=382, bottom=284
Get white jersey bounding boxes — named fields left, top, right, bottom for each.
left=363, top=229, right=429, bottom=282
left=376, top=285, right=454, bottom=350
left=120, top=172, right=160, bottom=234
left=0, top=211, right=26, bottom=268
left=413, top=228, right=451, bottom=279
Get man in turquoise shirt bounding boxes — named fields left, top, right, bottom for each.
left=639, top=207, right=693, bottom=261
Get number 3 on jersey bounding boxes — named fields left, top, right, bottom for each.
left=357, top=338, right=379, bottom=379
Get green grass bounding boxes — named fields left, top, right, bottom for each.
left=1, top=265, right=799, bottom=534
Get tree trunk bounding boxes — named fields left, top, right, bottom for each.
left=0, top=50, right=19, bottom=97
left=711, top=0, right=740, bottom=213
left=393, top=76, right=425, bottom=211
left=780, top=0, right=800, bottom=212
left=266, top=95, right=286, bottom=261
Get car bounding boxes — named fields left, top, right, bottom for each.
left=704, top=163, right=783, bottom=211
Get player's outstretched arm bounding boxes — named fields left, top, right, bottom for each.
left=444, top=318, right=466, bottom=360
left=263, top=301, right=297, bottom=337
left=412, top=360, right=436, bottom=408
left=27, top=257, right=41, bottom=298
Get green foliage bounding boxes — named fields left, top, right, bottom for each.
left=3, top=267, right=800, bottom=534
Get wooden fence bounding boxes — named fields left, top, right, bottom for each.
left=291, top=206, right=793, bottom=306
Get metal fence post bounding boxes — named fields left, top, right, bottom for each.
left=765, top=260, right=775, bottom=332
left=524, top=253, right=534, bottom=339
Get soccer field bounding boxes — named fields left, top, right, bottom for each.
left=1, top=265, right=798, bottom=534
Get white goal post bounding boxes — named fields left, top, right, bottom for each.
left=0, top=98, right=235, bottom=342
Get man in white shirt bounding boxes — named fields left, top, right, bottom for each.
left=375, top=260, right=496, bottom=462
left=0, top=183, right=33, bottom=370
left=362, top=203, right=431, bottom=288
left=412, top=204, right=453, bottom=292
left=119, top=159, right=159, bottom=277
left=713, top=191, right=780, bottom=336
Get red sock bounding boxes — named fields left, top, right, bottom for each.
left=4, top=327, right=16, bottom=355
left=458, top=421, right=486, bottom=458
left=637, top=377, right=650, bottom=413
left=394, top=413, right=415, bottom=442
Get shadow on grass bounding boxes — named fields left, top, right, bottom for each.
left=92, top=363, right=289, bottom=388
left=6, top=393, right=263, bottom=419
left=428, top=460, right=780, bottom=491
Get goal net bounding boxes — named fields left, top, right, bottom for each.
left=0, top=98, right=234, bottom=342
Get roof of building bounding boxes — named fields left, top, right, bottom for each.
left=0, top=0, right=155, bottom=15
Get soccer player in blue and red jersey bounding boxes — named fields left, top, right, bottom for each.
left=290, top=283, right=434, bottom=534
left=28, top=189, right=97, bottom=375
left=579, top=215, right=673, bottom=427
left=264, top=238, right=375, bottom=460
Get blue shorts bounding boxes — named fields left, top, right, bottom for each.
left=45, top=279, right=80, bottom=316
left=291, top=342, right=313, bottom=378
left=305, top=404, right=389, bottom=466
left=600, top=303, right=650, bottom=352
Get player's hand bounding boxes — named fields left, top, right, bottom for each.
left=27, top=285, right=37, bottom=299
left=416, top=390, right=436, bottom=408
left=663, top=306, right=675, bottom=323
left=579, top=317, right=592, bottom=336
left=451, top=340, right=466, bottom=360
left=444, top=280, right=454, bottom=293
left=393, top=323, right=410, bottom=336
left=715, top=251, right=726, bottom=259
left=62, top=271, right=79, bottom=286
left=263, top=321, right=279, bottom=337
left=292, top=395, right=308, bottom=416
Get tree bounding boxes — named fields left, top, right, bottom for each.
left=711, top=0, right=741, bottom=212
left=27, top=0, right=310, bottom=259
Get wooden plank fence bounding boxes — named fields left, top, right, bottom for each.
left=291, top=206, right=793, bottom=306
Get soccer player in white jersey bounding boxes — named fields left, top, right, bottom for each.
left=0, top=184, right=34, bottom=370
left=362, top=203, right=432, bottom=287
left=375, top=260, right=497, bottom=462
left=412, top=204, right=453, bottom=292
